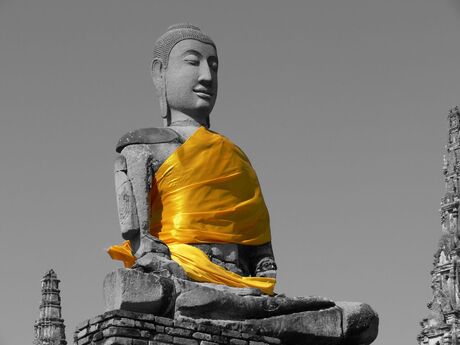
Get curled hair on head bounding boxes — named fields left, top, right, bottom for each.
left=153, top=23, right=216, bottom=69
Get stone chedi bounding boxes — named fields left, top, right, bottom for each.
left=34, top=269, right=67, bottom=345
left=419, top=106, right=460, bottom=345
left=94, top=24, right=379, bottom=345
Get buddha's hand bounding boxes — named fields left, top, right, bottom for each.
left=255, top=257, right=277, bottom=279
left=138, top=233, right=171, bottom=257
left=133, top=252, right=188, bottom=280
left=131, top=233, right=188, bottom=279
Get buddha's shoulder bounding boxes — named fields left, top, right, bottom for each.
left=116, top=127, right=180, bottom=153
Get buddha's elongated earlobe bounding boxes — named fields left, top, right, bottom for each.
left=151, top=59, right=170, bottom=126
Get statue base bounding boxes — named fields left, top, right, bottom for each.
left=100, top=269, right=378, bottom=345
left=74, top=310, right=282, bottom=345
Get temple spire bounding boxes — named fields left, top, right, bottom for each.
left=33, top=269, right=67, bottom=345
left=418, top=106, right=460, bottom=345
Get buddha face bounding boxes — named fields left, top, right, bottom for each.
left=164, top=39, right=218, bottom=121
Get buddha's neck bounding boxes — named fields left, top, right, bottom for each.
left=168, top=113, right=208, bottom=141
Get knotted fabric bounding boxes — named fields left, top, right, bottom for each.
left=108, top=127, right=275, bottom=295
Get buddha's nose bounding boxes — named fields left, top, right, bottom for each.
left=198, top=63, right=213, bottom=85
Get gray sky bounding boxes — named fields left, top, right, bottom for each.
left=1, top=1, right=460, bottom=344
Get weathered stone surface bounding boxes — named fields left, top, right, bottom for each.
left=189, top=307, right=343, bottom=345
left=337, top=302, right=379, bottom=345
left=184, top=303, right=378, bottom=345
left=103, top=269, right=175, bottom=315
left=175, top=278, right=261, bottom=297
left=175, top=285, right=335, bottom=320
left=154, top=333, right=173, bottom=342
left=165, top=327, right=193, bottom=337
left=133, top=243, right=187, bottom=280
left=210, top=244, right=238, bottom=262
left=100, top=269, right=378, bottom=344
left=192, top=332, right=213, bottom=341
left=102, top=336, right=133, bottom=345
left=75, top=311, right=283, bottom=345
left=155, top=316, right=174, bottom=326
left=229, top=339, right=247, bottom=345
left=133, top=340, right=149, bottom=345
left=173, top=336, right=199, bottom=345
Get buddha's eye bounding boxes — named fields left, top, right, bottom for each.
left=184, top=55, right=200, bottom=65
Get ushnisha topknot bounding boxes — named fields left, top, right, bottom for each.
left=153, top=23, right=216, bottom=68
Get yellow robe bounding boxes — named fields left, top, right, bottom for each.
left=108, top=127, right=275, bottom=295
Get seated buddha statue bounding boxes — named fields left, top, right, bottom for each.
left=106, top=24, right=378, bottom=345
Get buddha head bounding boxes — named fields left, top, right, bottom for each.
left=152, top=24, right=218, bottom=127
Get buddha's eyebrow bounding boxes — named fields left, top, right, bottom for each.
left=180, top=49, right=218, bottom=61
left=181, top=49, right=202, bottom=58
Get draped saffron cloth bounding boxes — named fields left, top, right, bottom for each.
left=107, top=127, right=276, bottom=295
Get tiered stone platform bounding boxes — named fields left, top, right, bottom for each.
left=74, top=310, right=282, bottom=345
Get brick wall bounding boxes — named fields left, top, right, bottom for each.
left=74, top=310, right=282, bottom=345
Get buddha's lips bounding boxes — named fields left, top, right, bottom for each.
left=194, top=88, right=214, bottom=98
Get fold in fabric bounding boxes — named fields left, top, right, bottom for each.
left=107, top=240, right=135, bottom=268
left=108, top=126, right=276, bottom=294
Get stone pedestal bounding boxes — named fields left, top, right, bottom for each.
left=74, top=310, right=282, bottom=345
left=100, top=269, right=378, bottom=345
left=103, top=269, right=175, bottom=316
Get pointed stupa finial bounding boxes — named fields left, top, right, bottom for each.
left=34, top=269, right=67, bottom=345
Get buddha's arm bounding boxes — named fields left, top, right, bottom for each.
left=114, top=154, right=139, bottom=240
left=115, top=144, right=169, bottom=258
left=114, top=145, right=187, bottom=279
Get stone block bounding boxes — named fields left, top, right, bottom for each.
left=140, top=330, right=152, bottom=338
left=260, top=337, right=280, bottom=345
left=76, top=335, right=91, bottom=345
left=207, top=306, right=343, bottom=345
left=133, top=340, right=150, bottom=345
left=165, top=327, right=192, bottom=337
left=174, top=320, right=198, bottom=330
left=221, top=330, right=241, bottom=338
left=102, top=337, right=133, bottom=345
left=175, top=288, right=335, bottom=320
left=196, top=324, right=222, bottom=335
left=254, top=307, right=343, bottom=340
left=173, top=337, right=198, bottom=345
left=93, top=332, right=104, bottom=342
left=229, top=339, right=247, bottom=345
left=154, top=334, right=173, bottom=343
left=119, top=318, right=137, bottom=328
left=210, top=335, right=227, bottom=343
left=199, top=342, right=219, bottom=345
left=78, top=327, right=89, bottom=338
left=90, top=323, right=101, bottom=333
left=102, top=326, right=143, bottom=339
left=192, top=332, right=212, bottom=341
left=337, top=301, right=379, bottom=345
left=155, top=316, right=174, bottom=326
left=103, top=269, right=175, bottom=315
